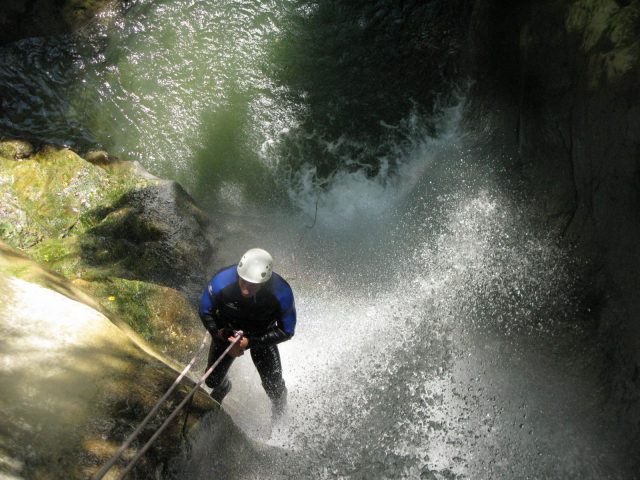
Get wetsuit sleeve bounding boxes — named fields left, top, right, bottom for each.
left=246, top=328, right=290, bottom=347
left=247, top=280, right=296, bottom=348
left=198, top=282, right=221, bottom=335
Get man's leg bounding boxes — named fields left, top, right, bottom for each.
left=250, top=344, right=287, bottom=416
left=205, top=337, right=235, bottom=403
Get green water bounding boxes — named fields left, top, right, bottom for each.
left=0, top=0, right=464, bottom=207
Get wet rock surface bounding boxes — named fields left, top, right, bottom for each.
left=465, top=0, right=640, bottom=451
left=0, top=243, right=217, bottom=479
left=0, top=141, right=214, bottom=359
left=0, top=140, right=220, bottom=478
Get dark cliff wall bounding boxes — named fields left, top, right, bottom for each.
left=466, top=0, right=640, bottom=435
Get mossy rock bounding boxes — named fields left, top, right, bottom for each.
left=0, top=141, right=214, bottom=283
left=0, top=144, right=140, bottom=249
left=0, top=139, right=34, bottom=159
left=77, top=277, right=205, bottom=364
left=0, top=141, right=215, bottom=359
left=566, top=0, right=640, bottom=87
left=75, top=181, right=213, bottom=290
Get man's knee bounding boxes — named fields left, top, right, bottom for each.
left=205, top=372, right=222, bottom=389
left=208, top=377, right=232, bottom=403
left=251, top=345, right=286, bottom=400
left=205, top=342, right=234, bottom=388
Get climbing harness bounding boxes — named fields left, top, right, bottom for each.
left=93, top=331, right=244, bottom=479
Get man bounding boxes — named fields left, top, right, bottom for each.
left=199, top=248, right=296, bottom=417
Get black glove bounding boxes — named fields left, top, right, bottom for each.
left=217, top=327, right=235, bottom=340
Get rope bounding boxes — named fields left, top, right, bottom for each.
left=114, top=332, right=244, bottom=479
left=93, top=332, right=209, bottom=480
left=291, top=175, right=326, bottom=275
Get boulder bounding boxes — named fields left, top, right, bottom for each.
left=0, top=141, right=214, bottom=362
left=0, top=139, right=34, bottom=160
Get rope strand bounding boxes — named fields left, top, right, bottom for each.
left=114, top=332, right=243, bottom=479
left=92, top=332, right=209, bottom=479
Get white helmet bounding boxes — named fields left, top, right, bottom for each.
left=237, top=248, right=273, bottom=284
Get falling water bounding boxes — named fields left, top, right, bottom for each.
left=169, top=117, right=631, bottom=479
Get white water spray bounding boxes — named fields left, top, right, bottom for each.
left=171, top=112, right=628, bottom=479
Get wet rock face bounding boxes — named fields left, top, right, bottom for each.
left=0, top=143, right=219, bottom=476
left=0, top=142, right=214, bottom=359
left=0, top=252, right=216, bottom=480
left=74, top=180, right=214, bottom=358
left=466, top=0, right=640, bottom=443
left=0, top=143, right=214, bottom=292
left=80, top=180, right=214, bottom=295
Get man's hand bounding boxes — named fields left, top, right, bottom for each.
left=228, top=335, right=249, bottom=357
left=217, top=328, right=234, bottom=340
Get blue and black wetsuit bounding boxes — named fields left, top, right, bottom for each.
left=199, top=265, right=296, bottom=406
